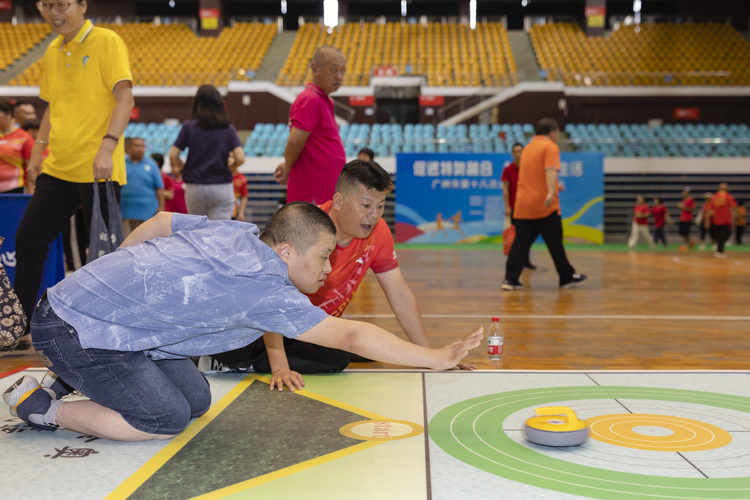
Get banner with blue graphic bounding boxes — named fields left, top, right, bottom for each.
left=395, top=153, right=604, bottom=244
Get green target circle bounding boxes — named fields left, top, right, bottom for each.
left=429, top=386, right=750, bottom=499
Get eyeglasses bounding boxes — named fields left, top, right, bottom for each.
left=36, top=1, right=75, bottom=12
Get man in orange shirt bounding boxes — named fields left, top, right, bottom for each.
left=705, top=182, right=737, bottom=257
left=205, top=160, right=474, bottom=389
left=503, top=118, right=586, bottom=290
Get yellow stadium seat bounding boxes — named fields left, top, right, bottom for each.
left=529, top=21, right=750, bottom=87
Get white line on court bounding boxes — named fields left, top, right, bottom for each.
left=345, top=314, right=750, bottom=321
left=671, top=256, right=750, bottom=271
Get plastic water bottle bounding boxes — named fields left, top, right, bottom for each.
left=487, top=317, right=504, bottom=364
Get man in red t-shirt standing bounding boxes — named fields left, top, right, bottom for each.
left=705, top=182, right=737, bottom=257
left=677, top=187, right=696, bottom=250
left=274, top=46, right=347, bottom=204
left=208, top=160, right=474, bottom=387
left=501, top=142, right=535, bottom=270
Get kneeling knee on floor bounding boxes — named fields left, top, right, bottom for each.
left=189, top=392, right=212, bottom=419
left=146, top=400, right=194, bottom=434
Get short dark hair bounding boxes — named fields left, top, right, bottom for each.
left=0, top=98, right=13, bottom=115
left=21, top=118, right=41, bottom=132
left=151, top=153, right=164, bottom=169
left=12, top=100, right=30, bottom=111
left=260, top=202, right=336, bottom=254
left=192, top=84, right=231, bottom=131
left=335, top=159, right=393, bottom=195
left=534, top=118, right=559, bottom=136
left=358, top=147, right=375, bottom=161
left=512, top=142, right=524, bottom=150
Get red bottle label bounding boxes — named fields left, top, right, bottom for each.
left=488, top=343, right=503, bottom=355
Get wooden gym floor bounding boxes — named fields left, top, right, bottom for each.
left=2, top=244, right=747, bottom=372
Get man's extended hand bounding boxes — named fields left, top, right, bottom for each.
left=430, top=327, right=483, bottom=371
left=269, top=368, right=305, bottom=392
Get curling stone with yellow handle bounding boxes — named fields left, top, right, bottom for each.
left=523, top=406, right=590, bottom=447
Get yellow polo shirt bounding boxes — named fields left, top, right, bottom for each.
left=40, top=20, right=132, bottom=185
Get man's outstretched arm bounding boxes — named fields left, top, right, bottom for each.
left=296, top=316, right=483, bottom=371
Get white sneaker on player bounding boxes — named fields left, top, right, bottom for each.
left=197, top=356, right=251, bottom=374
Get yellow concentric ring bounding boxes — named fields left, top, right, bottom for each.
left=586, top=413, right=732, bottom=451
left=339, top=419, right=424, bottom=441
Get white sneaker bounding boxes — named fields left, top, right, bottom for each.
left=714, top=252, right=727, bottom=258
left=197, top=356, right=251, bottom=373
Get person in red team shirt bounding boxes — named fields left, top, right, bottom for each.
left=628, top=195, right=654, bottom=250
left=0, top=98, right=34, bottom=194
left=501, top=142, right=535, bottom=270
left=207, top=159, right=474, bottom=388
left=651, top=196, right=674, bottom=247
left=677, top=187, right=696, bottom=250
left=705, top=183, right=737, bottom=257
left=229, top=151, right=248, bottom=221
left=735, top=200, right=746, bottom=245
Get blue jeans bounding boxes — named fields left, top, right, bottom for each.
left=31, top=296, right=211, bottom=435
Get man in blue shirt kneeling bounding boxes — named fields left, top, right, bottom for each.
left=4, top=202, right=482, bottom=441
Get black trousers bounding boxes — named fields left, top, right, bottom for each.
left=713, top=224, right=731, bottom=253
left=510, top=210, right=533, bottom=267
left=14, top=174, right=121, bottom=320
left=736, top=225, right=745, bottom=245
left=214, top=337, right=352, bottom=374
left=653, top=226, right=667, bottom=246
left=505, top=211, right=575, bottom=285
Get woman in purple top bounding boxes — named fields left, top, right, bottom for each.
left=169, top=85, right=245, bottom=220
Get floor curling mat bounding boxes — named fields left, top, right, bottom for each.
left=2, top=368, right=749, bottom=499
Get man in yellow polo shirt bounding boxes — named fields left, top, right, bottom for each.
left=502, top=118, right=586, bottom=291
left=14, top=0, right=134, bottom=324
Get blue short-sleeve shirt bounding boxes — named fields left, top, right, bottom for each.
left=120, top=156, right=164, bottom=221
left=48, top=214, right=328, bottom=359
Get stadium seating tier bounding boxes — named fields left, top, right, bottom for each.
left=531, top=21, right=750, bottom=86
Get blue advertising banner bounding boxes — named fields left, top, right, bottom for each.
left=395, top=153, right=604, bottom=244
left=0, top=194, right=65, bottom=295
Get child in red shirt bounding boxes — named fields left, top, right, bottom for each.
left=628, top=195, right=654, bottom=250
left=230, top=152, right=248, bottom=221
left=651, top=196, right=674, bottom=247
